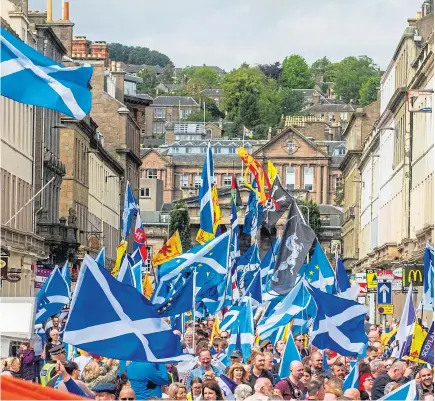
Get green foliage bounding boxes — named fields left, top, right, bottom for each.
left=136, top=67, right=157, bottom=95
left=334, top=180, right=344, bottom=207
left=279, top=88, right=305, bottom=116
left=281, top=55, right=314, bottom=89
left=184, top=109, right=213, bottom=122
left=109, top=43, right=172, bottom=67
left=180, top=67, right=220, bottom=96
left=258, top=62, right=282, bottom=80
left=311, top=57, right=331, bottom=82
left=258, top=79, right=282, bottom=127
left=359, top=74, right=381, bottom=106
left=203, top=97, right=225, bottom=119
left=158, top=66, right=175, bottom=84
left=239, top=93, right=261, bottom=128
left=299, top=199, right=321, bottom=238
left=332, top=56, right=379, bottom=104
left=169, top=201, right=191, bottom=252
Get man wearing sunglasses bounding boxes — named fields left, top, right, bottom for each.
left=119, top=386, right=136, bottom=400
left=293, top=334, right=310, bottom=358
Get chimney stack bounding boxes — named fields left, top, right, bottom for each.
left=63, top=1, right=69, bottom=20
left=47, top=0, right=52, bottom=21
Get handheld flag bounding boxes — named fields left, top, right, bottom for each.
left=342, top=361, right=359, bottom=391
left=419, top=321, right=434, bottom=364
left=0, top=27, right=92, bottom=119
left=423, top=244, right=434, bottom=310
left=230, top=174, right=243, bottom=210
left=407, top=323, right=428, bottom=363
left=61, top=262, right=71, bottom=295
left=117, top=256, right=135, bottom=287
left=112, top=240, right=128, bottom=276
left=35, top=267, right=69, bottom=324
left=243, top=182, right=263, bottom=237
left=156, top=274, right=194, bottom=317
left=278, top=335, right=301, bottom=379
left=211, top=185, right=222, bottom=235
left=63, top=255, right=192, bottom=362
left=95, top=247, right=106, bottom=270
left=131, top=261, right=143, bottom=294
left=230, top=200, right=241, bottom=303
left=121, top=181, right=138, bottom=240
left=379, top=380, right=417, bottom=401
left=133, top=214, right=148, bottom=265
left=152, top=231, right=182, bottom=266
left=271, top=202, right=316, bottom=294
left=244, top=126, right=254, bottom=138
left=335, top=257, right=359, bottom=300
left=267, top=160, right=278, bottom=183
left=143, top=273, right=154, bottom=300
left=210, top=315, right=221, bottom=341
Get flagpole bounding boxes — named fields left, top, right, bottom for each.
left=192, top=267, right=197, bottom=353
left=241, top=125, right=245, bottom=178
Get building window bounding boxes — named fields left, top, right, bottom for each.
left=286, top=167, right=295, bottom=190
left=180, top=109, right=192, bottom=119
left=152, top=122, right=165, bottom=134
left=175, top=135, right=180, bottom=140
left=201, top=147, right=207, bottom=153
left=340, top=112, right=348, bottom=121
left=334, top=146, right=346, bottom=156
left=172, top=147, right=179, bottom=153
left=147, top=169, right=157, bottom=179
left=287, top=141, right=296, bottom=152
left=214, top=147, right=221, bottom=154
left=229, top=147, right=236, bottom=154
left=237, top=174, right=244, bottom=186
left=140, top=188, right=151, bottom=198
left=194, top=175, right=202, bottom=189
left=223, top=175, right=232, bottom=187
left=206, top=129, right=212, bottom=136
left=304, top=167, right=314, bottom=191
left=180, top=175, right=189, bottom=187
left=328, top=112, right=335, bottom=122
left=153, top=108, right=166, bottom=119
left=185, top=147, right=190, bottom=154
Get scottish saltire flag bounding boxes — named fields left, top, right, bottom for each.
left=291, top=313, right=312, bottom=335
left=236, top=243, right=256, bottom=272
left=260, top=238, right=280, bottom=290
left=63, top=255, right=191, bottom=362
left=131, top=261, right=143, bottom=293
left=299, top=241, right=336, bottom=293
left=121, top=181, right=138, bottom=240
left=230, top=200, right=240, bottom=303
left=423, top=243, right=434, bottom=310
left=35, top=266, right=69, bottom=324
left=379, top=380, right=417, bottom=401
left=0, top=27, right=92, bottom=119
left=342, top=361, right=359, bottom=391
left=393, top=284, right=416, bottom=358
left=243, top=181, right=263, bottom=237
left=158, top=231, right=230, bottom=285
left=258, top=280, right=316, bottom=338
left=95, top=247, right=106, bottom=270
left=244, top=269, right=262, bottom=307
left=203, top=271, right=232, bottom=315
left=197, top=143, right=215, bottom=244
left=157, top=274, right=194, bottom=317
left=61, top=261, right=71, bottom=296
left=238, top=245, right=261, bottom=293
left=220, top=304, right=241, bottom=332
left=133, top=213, right=148, bottom=265
left=336, top=257, right=359, bottom=300
left=170, top=314, right=184, bottom=333
left=117, top=256, right=135, bottom=287
left=308, top=284, right=368, bottom=356
left=278, top=335, right=301, bottom=379
left=152, top=273, right=185, bottom=306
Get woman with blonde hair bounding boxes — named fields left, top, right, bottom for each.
left=83, top=359, right=119, bottom=390
left=168, top=382, right=188, bottom=400
left=1, top=357, right=21, bottom=378
left=227, top=363, right=248, bottom=386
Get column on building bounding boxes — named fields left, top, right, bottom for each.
left=294, top=164, right=301, bottom=190
left=299, top=164, right=304, bottom=189
left=322, top=165, right=329, bottom=204
left=316, top=166, right=322, bottom=203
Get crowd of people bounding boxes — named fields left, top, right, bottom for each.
left=1, top=315, right=433, bottom=401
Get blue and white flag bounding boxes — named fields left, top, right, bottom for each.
left=342, top=361, right=359, bottom=391
left=258, top=279, right=317, bottom=338
left=336, top=257, right=359, bottom=300
left=117, top=256, right=135, bottom=287
left=131, top=260, right=143, bottom=294
left=394, top=284, right=416, bottom=358
left=157, top=274, right=194, bottom=317
left=202, top=271, right=232, bottom=315
left=220, top=304, right=241, bottom=332
left=278, top=335, right=301, bottom=379
left=243, top=181, right=263, bottom=237
left=423, top=243, right=434, bottom=311
left=230, top=200, right=240, bottom=303
left=157, top=231, right=230, bottom=287
left=35, top=266, right=69, bottom=324
left=244, top=269, right=262, bottom=307
left=61, top=261, right=71, bottom=296
left=121, top=181, right=138, bottom=241
left=95, top=247, right=106, bottom=270
left=0, top=27, right=92, bottom=119
left=379, top=380, right=417, bottom=401
left=238, top=243, right=261, bottom=292
left=260, top=238, right=280, bottom=290
left=299, top=241, right=336, bottom=293
left=308, top=284, right=368, bottom=356
left=63, top=255, right=191, bottom=362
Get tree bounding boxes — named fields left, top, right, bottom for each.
left=136, top=67, right=157, bottom=95
left=258, top=79, right=281, bottom=127
left=180, top=66, right=219, bottom=95
left=311, top=57, right=331, bottom=82
left=334, top=180, right=344, bottom=207
left=359, top=74, right=381, bottom=106
left=109, top=43, right=172, bottom=66
left=221, top=66, right=266, bottom=121
left=281, top=55, right=314, bottom=89
left=203, top=97, right=225, bottom=119
left=258, top=62, right=282, bottom=80
left=157, top=66, right=175, bottom=84
left=239, top=92, right=261, bottom=128
left=169, top=201, right=191, bottom=252
left=332, top=56, right=379, bottom=104
left=299, top=199, right=321, bottom=239
left=279, top=88, right=305, bottom=116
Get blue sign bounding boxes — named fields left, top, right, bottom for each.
left=377, top=281, right=392, bottom=304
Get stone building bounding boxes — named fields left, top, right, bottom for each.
left=165, top=122, right=223, bottom=144
left=71, top=36, right=110, bottom=67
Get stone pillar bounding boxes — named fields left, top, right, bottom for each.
left=294, top=165, right=300, bottom=190
left=299, top=164, right=305, bottom=189
left=323, top=166, right=329, bottom=204
left=316, top=166, right=322, bottom=203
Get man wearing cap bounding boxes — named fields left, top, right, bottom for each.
left=260, top=340, right=273, bottom=353
left=93, top=383, right=118, bottom=400
left=39, top=343, right=66, bottom=386
left=224, top=350, right=243, bottom=373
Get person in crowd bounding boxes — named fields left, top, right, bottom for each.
left=310, top=352, right=329, bottom=379
left=421, top=395, right=435, bottom=401
left=324, top=377, right=343, bottom=398
left=384, top=382, right=401, bottom=395
left=247, top=352, right=274, bottom=389
left=41, top=329, right=62, bottom=361
left=40, top=343, right=66, bottom=386
left=358, top=372, right=374, bottom=400
left=51, top=360, right=89, bottom=398
left=73, top=350, right=93, bottom=374
left=293, top=334, right=310, bottom=358
left=263, top=352, right=279, bottom=384
left=371, top=360, right=412, bottom=400
left=260, top=340, right=273, bottom=353
left=323, top=393, right=338, bottom=400
left=93, top=382, right=118, bottom=401
left=364, top=316, right=371, bottom=334
left=245, top=378, right=274, bottom=401
left=167, top=363, right=180, bottom=384
left=212, top=338, right=227, bottom=355
left=418, top=368, right=434, bottom=396
left=30, top=328, right=45, bottom=383
left=54, top=360, right=95, bottom=397
left=202, top=379, right=225, bottom=400
left=305, top=380, right=324, bottom=400
left=273, top=341, right=285, bottom=364
left=168, top=382, right=188, bottom=400
left=228, top=363, right=249, bottom=386
left=384, top=358, right=395, bottom=370
left=188, top=377, right=203, bottom=400
left=331, top=362, right=346, bottom=380
left=45, top=316, right=60, bottom=342
left=372, top=342, right=384, bottom=357
left=17, top=342, right=35, bottom=382
left=367, top=331, right=380, bottom=345
left=365, top=346, right=379, bottom=362
left=300, top=367, right=312, bottom=390
left=343, top=388, right=361, bottom=400
left=369, top=360, right=385, bottom=379
left=274, top=360, right=305, bottom=400
left=83, top=358, right=119, bottom=390
left=1, top=357, right=21, bottom=378
left=230, top=350, right=243, bottom=365
left=119, top=385, right=137, bottom=401
left=183, top=330, right=195, bottom=354
left=220, top=331, right=229, bottom=341
left=187, top=349, right=223, bottom=390
left=235, top=384, right=254, bottom=401
left=126, top=361, right=168, bottom=400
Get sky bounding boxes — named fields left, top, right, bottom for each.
left=29, top=0, right=423, bottom=71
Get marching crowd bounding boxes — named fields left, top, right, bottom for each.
left=1, top=315, right=433, bottom=401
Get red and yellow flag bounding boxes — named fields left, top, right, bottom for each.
left=210, top=315, right=221, bottom=342
left=111, top=240, right=127, bottom=277
left=152, top=231, right=182, bottom=266
left=143, top=273, right=154, bottom=300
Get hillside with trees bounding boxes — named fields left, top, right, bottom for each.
left=109, top=43, right=172, bottom=67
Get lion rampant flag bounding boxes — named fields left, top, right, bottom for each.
left=152, top=231, right=182, bottom=266
left=111, top=240, right=127, bottom=276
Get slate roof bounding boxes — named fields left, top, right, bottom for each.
left=319, top=204, right=343, bottom=215
left=120, top=63, right=165, bottom=74
left=303, top=103, right=355, bottom=113
left=200, top=89, right=224, bottom=96
left=151, top=96, right=199, bottom=107
left=168, top=139, right=265, bottom=147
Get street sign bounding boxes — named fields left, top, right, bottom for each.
left=392, top=268, right=403, bottom=291
left=367, top=269, right=378, bottom=292
left=378, top=304, right=394, bottom=315
left=403, top=265, right=424, bottom=288
left=355, top=273, right=367, bottom=283
left=377, top=281, right=392, bottom=304
left=377, top=270, right=395, bottom=280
